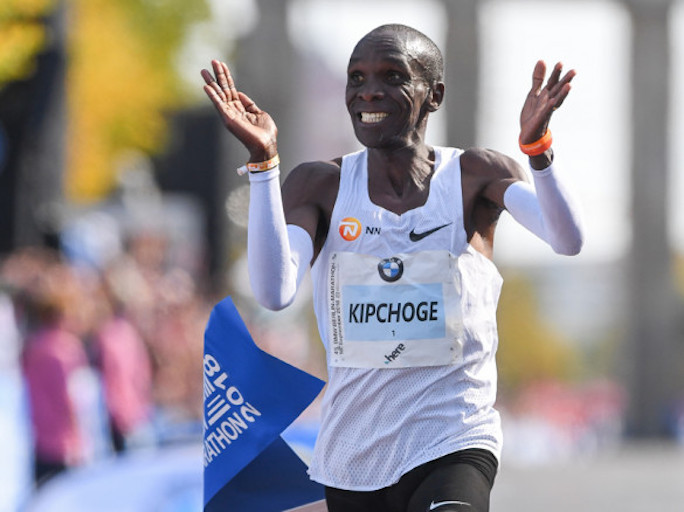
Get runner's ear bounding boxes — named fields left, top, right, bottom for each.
left=426, top=82, right=444, bottom=112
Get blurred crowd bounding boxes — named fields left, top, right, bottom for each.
left=0, top=233, right=212, bottom=491
left=1, top=220, right=679, bottom=510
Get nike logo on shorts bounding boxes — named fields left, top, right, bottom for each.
left=427, top=500, right=471, bottom=510
left=409, top=222, right=452, bottom=242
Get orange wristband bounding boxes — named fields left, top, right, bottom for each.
left=519, top=130, right=552, bottom=156
left=246, top=154, right=280, bottom=173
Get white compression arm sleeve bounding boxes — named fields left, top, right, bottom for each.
left=247, top=168, right=314, bottom=310
left=503, top=164, right=584, bottom=255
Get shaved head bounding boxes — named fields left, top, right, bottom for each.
left=355, top=24, right=444, bottom=86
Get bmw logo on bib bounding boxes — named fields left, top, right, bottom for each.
left=377, top=257, right=404, bottom=282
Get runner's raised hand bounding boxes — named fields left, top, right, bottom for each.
left=201, top=59, right=278, bottom=162
left=519, top=60, right=575, bottom=145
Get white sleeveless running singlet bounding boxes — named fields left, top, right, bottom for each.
left=308, top=147, right=503, bottom=490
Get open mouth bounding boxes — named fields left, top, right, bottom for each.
left=359, top=112, right=389, bottom=124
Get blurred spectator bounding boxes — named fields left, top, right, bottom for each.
left=92, top=257, right=154, bottom=453
left=60, top=211, right=123, bottom=271
left=21, top=259, right=90, bottom=486
left=0, top=227, right=220, bottom=494
left=147, top=268, right=207, bottom=423
left=0, top=206, right=214, bottom=505
left=0, top=261, right=32, bottom=512
left=500, top=379, right=625, bottom=465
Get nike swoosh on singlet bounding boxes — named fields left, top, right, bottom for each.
left=409, top=222, right=452, bottom=242
left=428, top=500, right=472, bottom=510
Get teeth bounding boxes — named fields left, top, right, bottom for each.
left=360, top=112, right=389, bottom=124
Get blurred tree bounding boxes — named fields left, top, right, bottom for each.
left=0, top=0, right=65, bottom=252
left=66, top=0, right=208, bottom=202
left=0, top=0, right=55, bottom=86
left=497, top=272, right=579, bottom=392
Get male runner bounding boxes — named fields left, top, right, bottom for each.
left=201, top=23, right=582, bottom=512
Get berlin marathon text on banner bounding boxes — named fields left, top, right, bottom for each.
left=202, top=296, right=326, bottom=511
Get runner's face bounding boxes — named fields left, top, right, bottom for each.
left=346, top=33, right=433, bottom=149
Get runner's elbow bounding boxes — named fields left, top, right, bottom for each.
left=251, top=282, right=297, bottom=311
left=550, top=230, right=584, bottom=256
left=256, top=294, right=295, bottom=311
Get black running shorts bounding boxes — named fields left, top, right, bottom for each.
left=324, top=448, right=498, bottom=512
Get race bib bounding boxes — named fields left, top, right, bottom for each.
left=328, top=250, right=463, bottom=368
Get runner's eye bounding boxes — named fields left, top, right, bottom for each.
left=348, top=71, right=364, bottom=86
left=386, top=71, right=406, bottom=85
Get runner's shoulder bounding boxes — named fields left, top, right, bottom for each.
left=460, top=147, right=526, bottom=181
left=283, top=158, right=342, bottom=196
left=288, top=158, right=341, bottom=178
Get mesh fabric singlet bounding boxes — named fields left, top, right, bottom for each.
left=308, top=147, right=503, bottom=490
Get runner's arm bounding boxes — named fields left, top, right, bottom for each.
left=504, top=59, right=583, bottom=255
left=503, top=163, right=584, bottom=255
left=468, top=148, right=584, bottom=256
left=247, top=168, right=313, bottom=310
left=201, top=60, right=316, bottom=310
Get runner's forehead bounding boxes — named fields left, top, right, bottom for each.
left=348, top=34, right=414, bottom=69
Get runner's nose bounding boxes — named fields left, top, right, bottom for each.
left=357, top=79, right=385, bottom=102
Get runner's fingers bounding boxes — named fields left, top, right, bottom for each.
left=558, top=68, right=576, bottom=89
left=203, top=85, right=240, bottom=120
left=550, top=69, right=576, bottom=102
left=220, top=61, right=239, bottom=97
left=201, top=67, right=228, bottom=103
left=211, top=60, right=235, bottom=100
left=545, top=62, right=562, bottom=90
left=203, top=84, right=224, bottom=108
left=238, top=92, right=260, bottom=115
left=200, top=68, right=214, bottom=86
left=530, top=60, right=546, bottom=95
left=551, top=83, right=572, bottom=110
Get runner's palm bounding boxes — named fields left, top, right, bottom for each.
left=201, top=60, right=278, bottom=160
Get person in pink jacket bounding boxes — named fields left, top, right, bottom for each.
left=94, top=260, right=153, bottom=452
left=22, top=262, right=89, bottom=486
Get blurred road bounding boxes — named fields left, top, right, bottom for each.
left=491, top=442, right=684, bottom=512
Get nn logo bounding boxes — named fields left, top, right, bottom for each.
left=339, top=217, right=362, bottom=241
